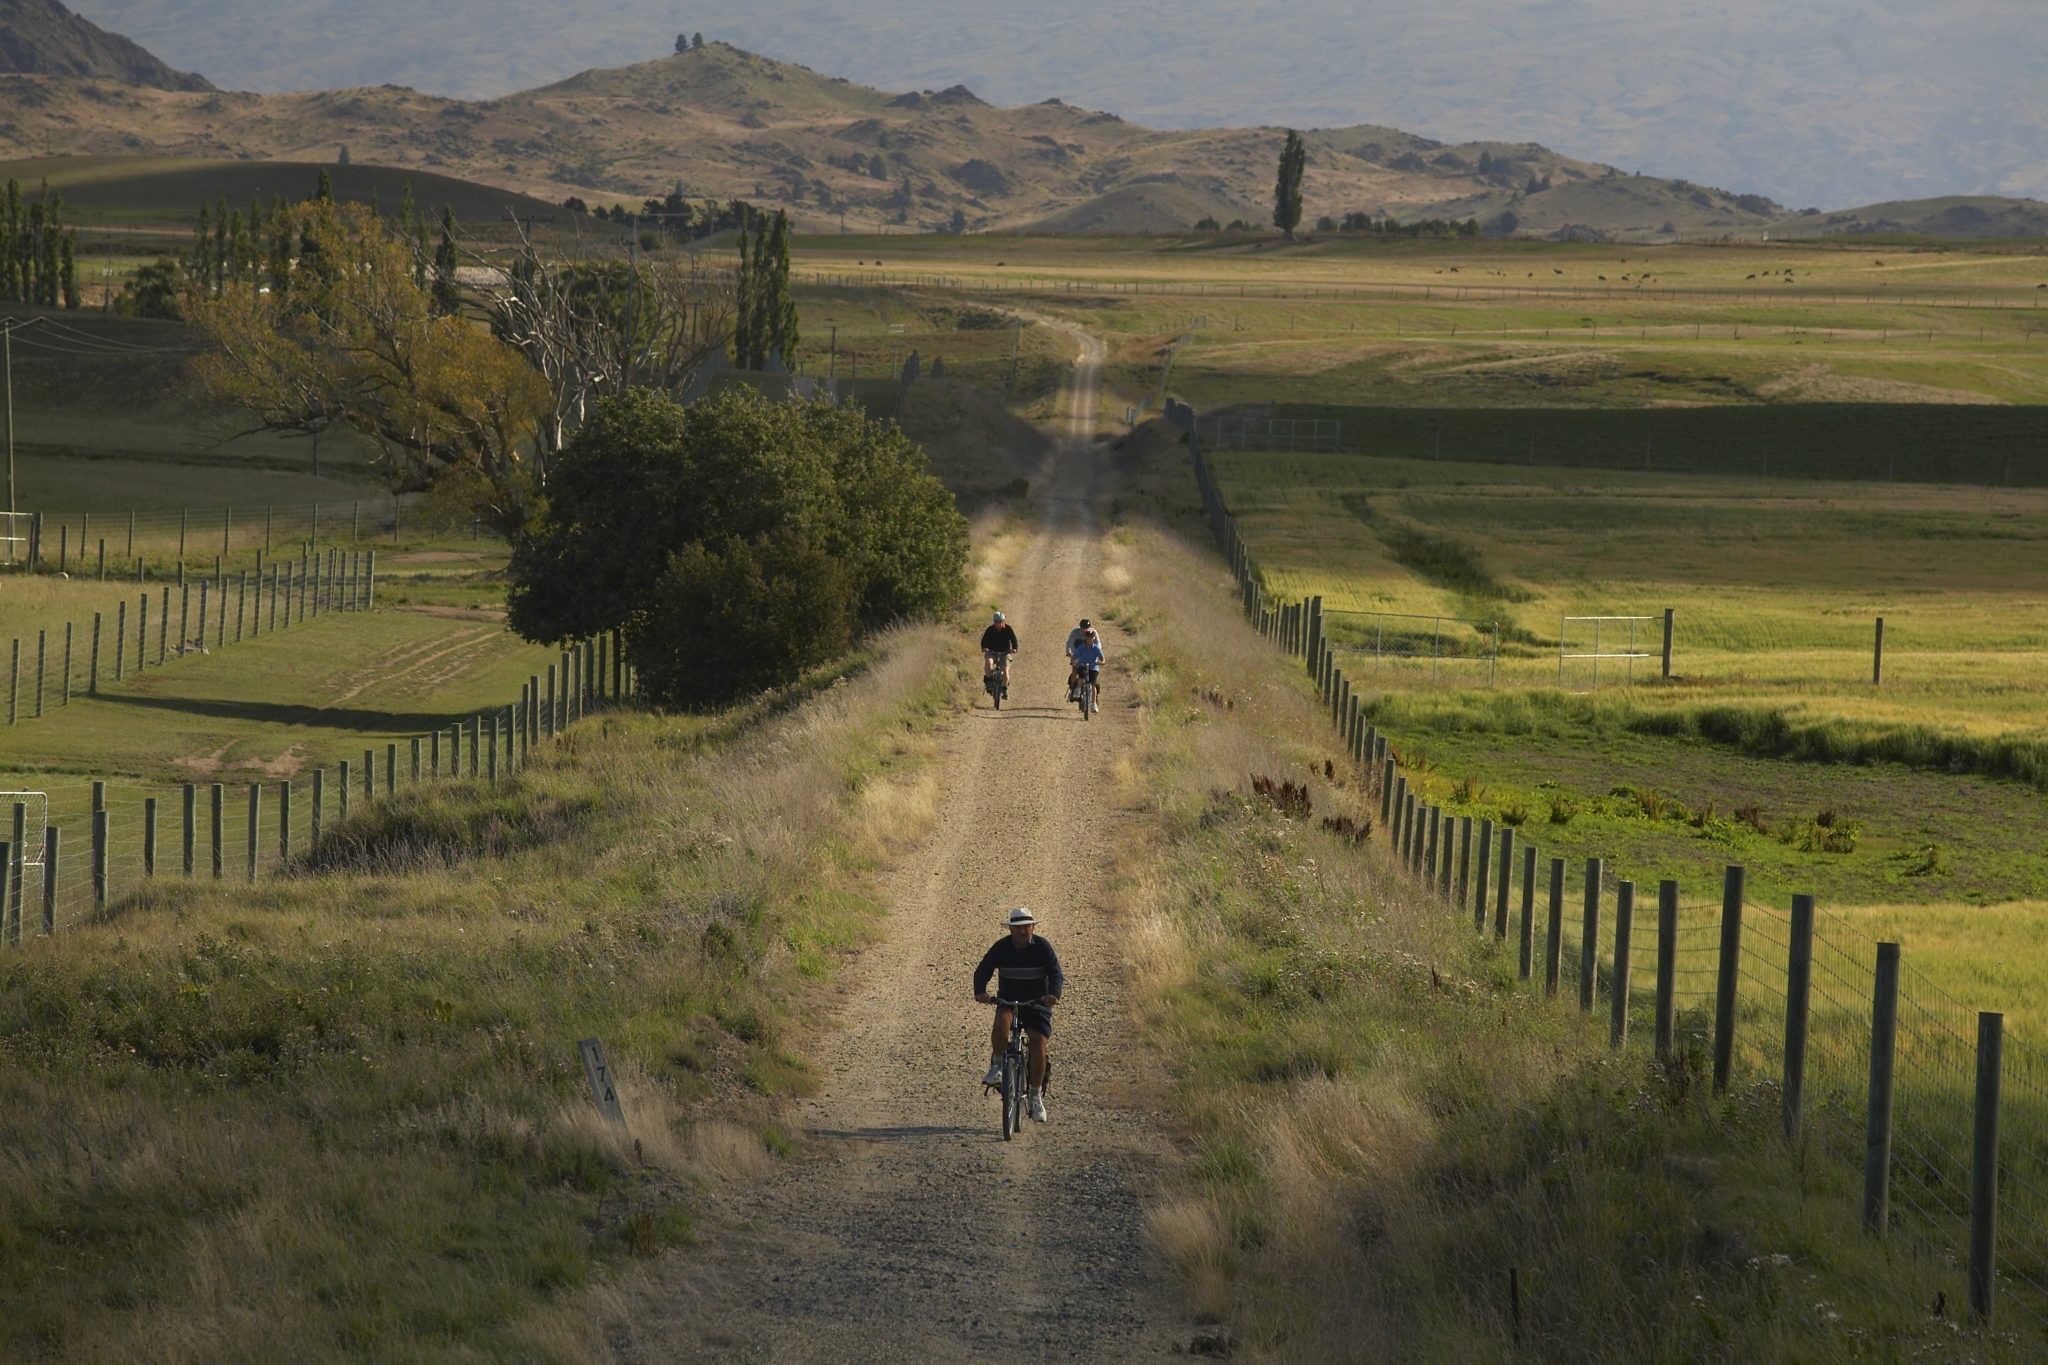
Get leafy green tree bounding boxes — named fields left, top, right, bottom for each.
left=316, top=170, right=334, bottom=203
left=58, top=229, right=76, bottom=309
left=1273, top=130, right=1306, bottom=240
left=115, top=258, right=184, bottom=319
left=692, top=31, right=704, bottom=48
left=507, top=386, right=967, bottom=706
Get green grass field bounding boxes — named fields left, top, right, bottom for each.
left=1166, top=441, right=2048, bottom=904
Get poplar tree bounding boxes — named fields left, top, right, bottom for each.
left=59, top=230, right=77, bottom=309
left=741, top=209, right=765, bottom=370
left=431, top=206, right=461, bottom=314
left=767, top=209, right=797, bottom=363
left=1273, top=130, right=1306, bottom=240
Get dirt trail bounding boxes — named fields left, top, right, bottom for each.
left=626, top=326, right=1179, bottom=1361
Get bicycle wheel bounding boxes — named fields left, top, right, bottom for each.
left=1000, top=1055, right=1019, bottom=1140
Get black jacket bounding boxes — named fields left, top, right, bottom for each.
left=980, top=623, right=1019, bottom=653
left=974, top=935, right=1064, bottom=1003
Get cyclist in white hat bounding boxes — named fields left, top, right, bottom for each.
left=972, top=906, right=1064, bottom=1123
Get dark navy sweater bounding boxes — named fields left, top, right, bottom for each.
left=974, top=935, right=1065, bottom=1003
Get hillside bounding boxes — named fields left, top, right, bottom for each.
left=0, top=154, right=570, bottom=226
left=66, top=0, right=2048, bottom=209
left=0, top=41, right=1805, bottom=239
left=0, top=0, right=208, bottom=90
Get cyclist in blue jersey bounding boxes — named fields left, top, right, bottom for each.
left=1067, top=627, right=1104, bottom=714
left=973, top=907, right=1064, bottom=1123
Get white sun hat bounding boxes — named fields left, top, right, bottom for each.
left=1005, top=906, right=1038, bottom=926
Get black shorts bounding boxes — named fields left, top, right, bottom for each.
left=1002, top=1003, right=1053, bottom=1038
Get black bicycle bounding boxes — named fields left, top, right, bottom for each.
left=987, top=997, right=1038, bottom=1140
left=983, top=650, right=1014, bottom=708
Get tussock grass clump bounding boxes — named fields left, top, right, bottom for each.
left=0, top=625, right=954, bottom=1360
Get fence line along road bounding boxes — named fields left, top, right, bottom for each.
left=0, top=631, right=633, bottom=947
left=1176, top=401, right=2048, bottom=1337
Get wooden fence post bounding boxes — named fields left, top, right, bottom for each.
left=143, top=797, right=157, bottom=876
left=1494, top=827, right=1514, bottom=938
left=545, top=665, right=557, bottom=739
left=181, top=783, right=195, bottom=875
left=430, top=728, right=441, bottom=777
left=6, top=638, right=14, bottom=725
left=0, top=841, right=12, bottom=945
left=279, top=780, right=292, bottom=863
left=1391, top=776, right=1408, bottom=852
left=116, top=601, right=126, bottom=680
left=1783, top=894, right=1816, bottom=1140
left=246, top=784, right=261, bottom=882
left=88, top=812, right=105, bottom=915
left=1579, top=858, right=1602, bottom=1013
left=1872, top=616, right=1885, bottom=686
left=411, top=737, right=421, bottom=782
left=1863, top=942, right=1900, bottom=1235
left=449, top=725, right=462, bottom=777
left=1474, top=819, right=1494, bottom=933
left=38, top=826, right=57, bottom=933
left=1610, top=881, right=1635, bottom=1048
left=1379, top=757, right=1395, bottom=826
left=487, top=716, right=499, bottom=785
left=1970, top=1011, right=2003, bottom=1322
left=34, top=630, right=43, bottom=716
left=89, top=612, right=101, bottom=694
left=62, top=622, right=72, bottom=703
left=135, top=597, right=145, bottom=671
left=1424, top=806, right=1440, bottom=889
left=385, top=743, right=396, bottom=796
left=209, top=784, right=224, bottom=879
left=1456, top=816, right=1473, bottom=910
left=1517, top=846, right=1537, bottom=979
left=1545, top=858, right=1565, bottom=997
left=468, top=716, right=480, bottom=776
left=338, top=761, right=351, bottom=821
left=1712, top=865, right=1746, bottom=1094
left=1654, top=880, right=1679, bottom=1063
left=312, top=769, right=325, bottom=849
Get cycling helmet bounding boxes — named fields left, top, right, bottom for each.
left=992, top=610, right=1005, bottom=622
left=1005, top=907, right=1037, bottom=926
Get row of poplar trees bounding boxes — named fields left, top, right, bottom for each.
left=187, top=171, right=461, bottom=313
left=1, top=180, right=81, bottom=308
left=732, top=207, right=797, bottom=370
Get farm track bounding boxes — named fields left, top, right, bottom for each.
left=623, top=326, right=1184, bottom=1360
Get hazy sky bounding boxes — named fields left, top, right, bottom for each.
left=71, top=0, right=2048, bottom=205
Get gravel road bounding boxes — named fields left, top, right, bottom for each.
left=619, top=328, right=1183, bottom=1362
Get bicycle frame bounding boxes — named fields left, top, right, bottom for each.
left=991, top=997, right=1034, bottom=1140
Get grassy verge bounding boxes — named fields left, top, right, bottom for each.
left=1105, top=516, right=2039, bottom=1359
left=0, top=624, right=959, bottom=1360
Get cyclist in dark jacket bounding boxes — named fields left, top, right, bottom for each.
left=979, top=611, right=1019, bottom=680
left=974, top=906, right=1064, bottom=1123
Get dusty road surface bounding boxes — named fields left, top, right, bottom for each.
left=621, top=329, right=1181, bottom=1362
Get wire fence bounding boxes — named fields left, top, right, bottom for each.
left=0, top=634, right=631, bottom=944
left=2, top=547, right=382, bottom=735
left=7, top=493, right=493, bottom=580
left=1184, top=409, right=2048, bottom=1340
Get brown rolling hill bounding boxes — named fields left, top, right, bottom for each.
left=0, top=0, right=208, bottom=90
left=0, top=38, right=1799, bottom=238
left=1, top=19, right=2041, bottom=241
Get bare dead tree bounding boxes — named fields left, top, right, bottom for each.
left=472, top=219, right=736, bottom=460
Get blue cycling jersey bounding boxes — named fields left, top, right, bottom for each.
left=1071, top=642, right=1104, bottom=670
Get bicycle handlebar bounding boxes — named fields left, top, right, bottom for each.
left=991, top=996, right=1050, bottom=1008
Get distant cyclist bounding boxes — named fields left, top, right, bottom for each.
left=1064, top=617, right=1095, bottom=660
left=980, top=610, right=1019, bottom=681
left=1068, top=626, right=1104, bottom=714
left=974, top=907, right=1064, bottom=1123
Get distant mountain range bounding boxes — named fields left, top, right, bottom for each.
left=2, top=4, right=2044, bottom=240
left=0, top=0, right=207, bottom=90
left=59, top=0, right=2048, bottom=210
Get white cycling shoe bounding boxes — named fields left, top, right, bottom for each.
left=1028, top=1091, right=1048, bottom=1123
left=981, top=1064, right=1003, bottom=1088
